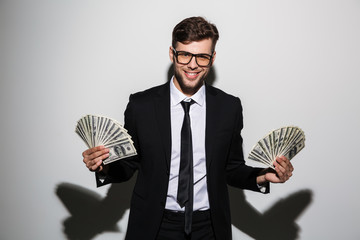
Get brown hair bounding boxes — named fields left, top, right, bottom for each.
left=172, top=16, right=219, bottom=52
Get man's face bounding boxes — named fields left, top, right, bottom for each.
left=169, top=38, right=216, bottom=96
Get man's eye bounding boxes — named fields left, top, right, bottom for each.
left=198, top=55, right=210, bottom=60
left=178, top=52, right=190, bottom=56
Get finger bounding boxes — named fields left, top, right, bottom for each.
left=274, top=164, right=285, bottom=181
left=89, top=156, right=104, bottom=171
left=82, top=145, right=106, bottom=158
left=83, top=147, right=109, bottom=171
left=276, top=155, right=288, bottom=164
left=276, top=156, right=293, bottom=173
left=87, top=153, right=109, bottom=172
left=274, top=160, right=291, bottom=182
left=83, top=148, right=109, bottom=165
left=88, top=147, right=110, bottom=161
left=274, top=158, right=286, bottom=173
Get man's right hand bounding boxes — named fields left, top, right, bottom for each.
left=82, top=145, right=110, bottom=173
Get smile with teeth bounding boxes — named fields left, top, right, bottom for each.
left=185, top=71, right=200, bottom=78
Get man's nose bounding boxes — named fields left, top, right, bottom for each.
left=187, top=56, right=198, bottom=69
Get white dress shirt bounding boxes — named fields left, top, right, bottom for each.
left=165, top=78, right=210, bottom=211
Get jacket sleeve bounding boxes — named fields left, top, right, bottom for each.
left=95, top=94, right=140, bottom=187
left=225, top=97, right=269, bottom=193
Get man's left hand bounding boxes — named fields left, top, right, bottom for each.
left=257, top=156, right=294, bottom=184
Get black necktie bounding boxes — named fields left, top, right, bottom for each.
left=177, top=100, right=194, bottom=235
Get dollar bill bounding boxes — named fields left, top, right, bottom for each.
left=248, top=126, right=305, bottom=168
left=75, top=114, right=137, bottom=165
left=103, top=139, right=137, bottom=164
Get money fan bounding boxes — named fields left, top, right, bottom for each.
left=75, top=114, right=137, bottom=165
left=248, top=126, right=305, bottom=169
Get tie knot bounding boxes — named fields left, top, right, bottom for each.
left=181, top=100, right=194, bottom=113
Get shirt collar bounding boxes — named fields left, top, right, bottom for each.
left=170, top=77, right=205, bottom=107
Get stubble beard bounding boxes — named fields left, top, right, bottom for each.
left=174, top=67, right=209, bottom=96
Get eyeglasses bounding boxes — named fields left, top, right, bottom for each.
left=172, top=49, right=213, bottom=67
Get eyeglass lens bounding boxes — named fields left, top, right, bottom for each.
left=176, top=51, right=212, bottom=67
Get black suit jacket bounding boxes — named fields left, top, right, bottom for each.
left=97, top=82, right=268, bottom=240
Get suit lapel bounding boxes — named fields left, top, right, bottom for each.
left=154, top=82, right=172, bottom=170
left=205, top=85, right=218, bottom=170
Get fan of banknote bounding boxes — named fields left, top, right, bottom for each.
left=75, top=114, right=137, bottom=165
left=248, top=126, right=305, bottom=169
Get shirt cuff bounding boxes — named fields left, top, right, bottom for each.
left=257, top=183, right=267, bottom=193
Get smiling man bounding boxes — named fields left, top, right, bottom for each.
left=170, top=38, right=215, bottom=96
left=82, top=16, right=294, bottom=240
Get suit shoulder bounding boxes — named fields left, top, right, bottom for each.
left=129, top=82, right=168, bottom=102
left=206, top=84, right=241, bottom=104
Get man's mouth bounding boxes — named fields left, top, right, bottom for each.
left=185, top=71, right=200, bottom=79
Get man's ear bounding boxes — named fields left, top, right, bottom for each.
left=211, top=51, right=216, bottom=65
left=169, top=46, right=174, bottom=63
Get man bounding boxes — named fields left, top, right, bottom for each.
left=82, top=16, right=293, bottom=240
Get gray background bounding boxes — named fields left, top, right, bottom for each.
left=1, top=0, right=359, bottom=239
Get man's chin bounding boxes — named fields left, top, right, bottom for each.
left=180, top=81, right=203, bottom=95
left=183, top=74, right=204, bottom=85
left=174, top=72, right=205, bottom=95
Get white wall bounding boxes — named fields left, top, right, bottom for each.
left=1, top=0, right=359, bottom=239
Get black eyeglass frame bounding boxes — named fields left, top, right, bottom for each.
left=172, top=48, right=214, bottom=67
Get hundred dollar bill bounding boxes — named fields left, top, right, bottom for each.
left=75, top=114, right=137, bottom=164
left=283, top=139, right=305, bottom=160
left=248, top=126, right=305, bottom=168
left=103, top=139, right=137, bottom=165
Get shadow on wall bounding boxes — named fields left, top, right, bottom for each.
left=56, top=179, right=312, bottom=240
left=229, top=187, right=313, bottom=240
left=56, top=176, right=136, bottom=240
